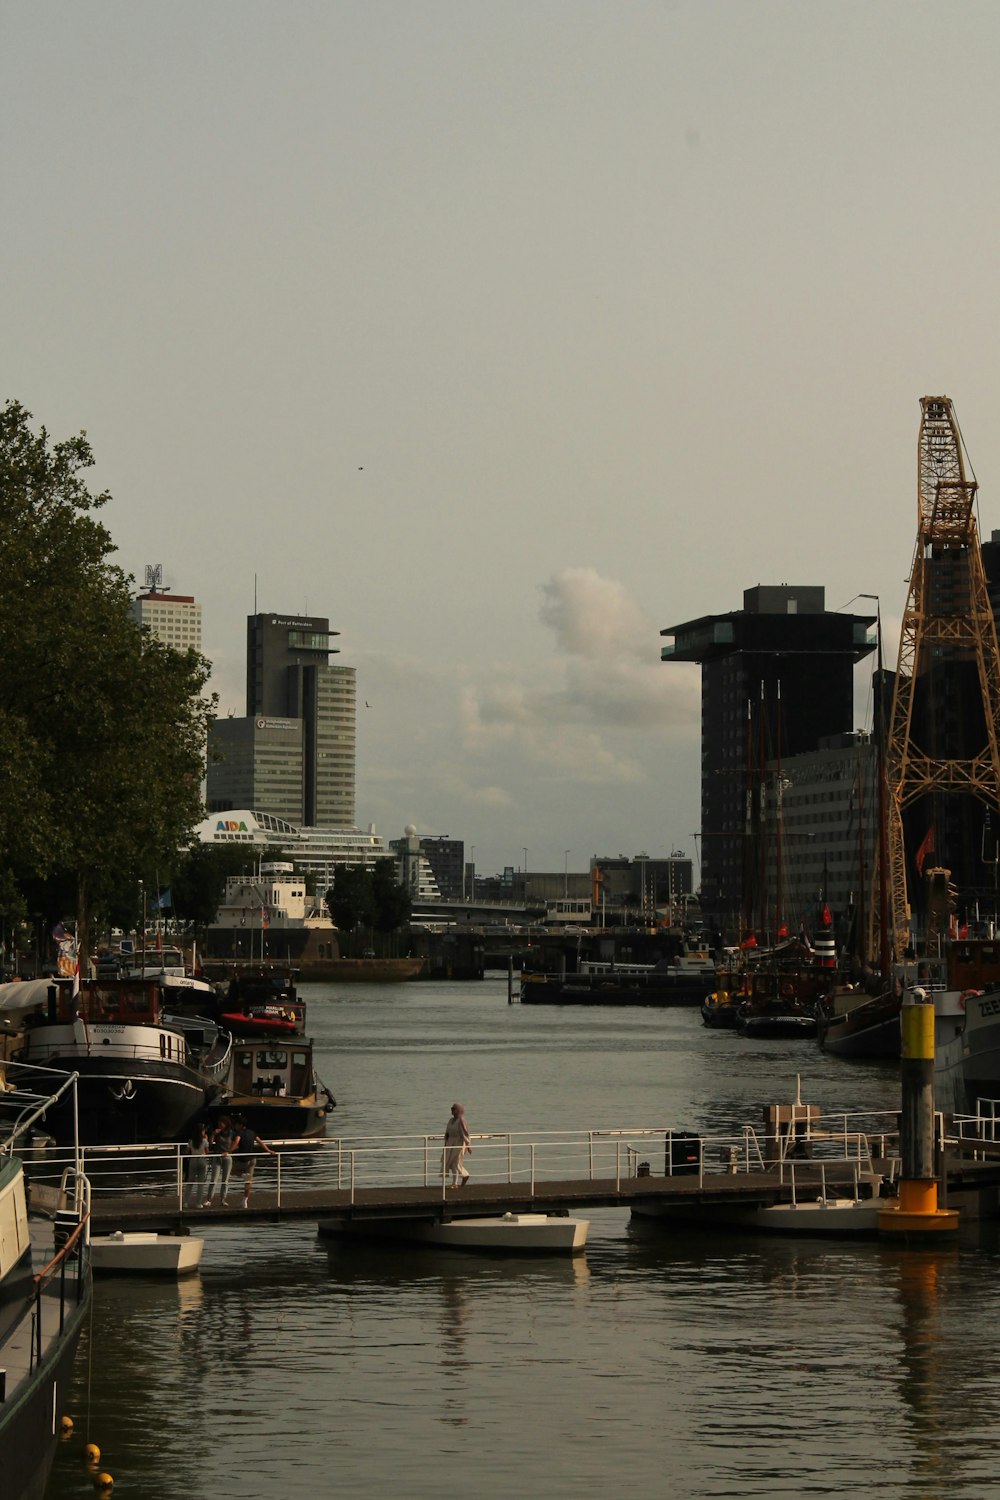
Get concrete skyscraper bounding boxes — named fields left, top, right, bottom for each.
left=661, top=585, right=876, bottom=936
left=207, top=611, right=356, bottom=827
left=130, top=576, right=202, bottom=654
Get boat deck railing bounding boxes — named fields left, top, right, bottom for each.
left=0, top=1071, right=91, bottom=1387
left=21, top=1106, right=907, bottom=1209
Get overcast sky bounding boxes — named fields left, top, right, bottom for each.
left=7, top=1, right=1000, bottom=880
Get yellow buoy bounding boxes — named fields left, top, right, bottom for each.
left=95, top=1474, right=114, bottom=1492
left=84, top=1442, right=101, bottom=1465
left=60, top=1415, right=74, bottom=1436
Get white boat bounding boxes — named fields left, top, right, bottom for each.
left=89, top=1230, right=204, bottom=1276
left=750, top=1196, right=881, bottom=1235
left=322, top=1212, right=589, bottom=1254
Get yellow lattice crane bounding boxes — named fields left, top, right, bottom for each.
left=884, top=396, right=1000, bottom=954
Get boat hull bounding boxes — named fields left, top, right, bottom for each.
left=0, top=1150, right=91, bottom=1500
left=90, top=1232, right=204, bottom=1276
left=15, top=1056, right=210, bottom=1145
left=737, top=1014, right=818, bottom=1040
left=208, top=1094, right=328, bottom=1138
left=631, top=1196, right=880, bottom=1237
left=1, top=1298, right=87, bottom=1500
left=320, top=1213, right=589, bottom=1254
left=817, top=992, right=902, bottom=1059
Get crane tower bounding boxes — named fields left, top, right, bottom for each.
left=886, top=396, right=1000, bottom=952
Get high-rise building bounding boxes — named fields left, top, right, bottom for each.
left=206, top=717, right=304, bottom=825
left=661, top=585, right=876, bottom=937
left=130, top=589, right=202, bottom=652
left=207, top=611, right=357, bottom=827
left=413, top=836, right=465, bottom=901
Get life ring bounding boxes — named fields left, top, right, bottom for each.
left=959, top=990, right=980, bottom=1010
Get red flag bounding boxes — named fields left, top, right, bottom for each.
left=740, top=932, right=757, bottom=950
left=915, top=824, right=936, bottom=877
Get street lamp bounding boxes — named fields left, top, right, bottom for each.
left=564, top=850, right=570, bottom=899
left=470, top=846, right=475, bottom=902
left=523, top=848, right=528, bottom=901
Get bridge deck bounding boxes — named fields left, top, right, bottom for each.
left=89, top=1166, right=874, bottom=1230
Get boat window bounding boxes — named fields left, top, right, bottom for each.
left=260, top=1050, right=288, bottom=1068
left=237, top=1051, right=254, bottom=1069
left=292, top=1052, right=307, bottom=1068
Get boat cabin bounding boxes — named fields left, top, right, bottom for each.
left=230, top=1042, right=313, bottom=1100
left=43, top=978, right=163, bottom=1026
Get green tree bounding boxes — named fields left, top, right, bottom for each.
left=324, top=865, right=376, bottom=939
left=168, top=843, right=252, bottom=934
left=0, top=400, right=216, bottom=965
left=372, top=860, right=411, bottom=934
left=325, top=861, right=411, bottom=955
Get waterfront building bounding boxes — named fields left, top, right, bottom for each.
left=414, top=835, right=465, bottom=900
left=389, top=827, right=443, bottom=900
left=130, top=586, right=202, bottom=652
left=661, top=585, right=876, bottom=938
left=207, top=611, right=357, bottom=828
left=757, top=732, right=878, bottom=949
left=588, top=854, right=694, bottom=923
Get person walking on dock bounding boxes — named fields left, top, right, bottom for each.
left=232, top=1117, right=276, bottom=1208
left=443, top=1102, right=472, bottom=1188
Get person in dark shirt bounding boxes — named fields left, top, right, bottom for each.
left=231, top=1117, right=276, bottom=1208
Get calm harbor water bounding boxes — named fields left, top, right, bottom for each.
left=48, top=978, right=1000, bottom=1499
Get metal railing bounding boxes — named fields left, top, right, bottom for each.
left=17, top=1106, right=908, bottom=1211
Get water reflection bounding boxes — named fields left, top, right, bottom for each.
left=45, top=991, right=1000, bottom=1500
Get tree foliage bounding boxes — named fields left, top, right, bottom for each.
left=324, top=861, right=411, bottom=949
left=168, top=843, right=252, bottom=933
left=0, top=400, right=216, bottom=962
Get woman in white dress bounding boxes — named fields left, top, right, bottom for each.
left=443, top=1102, right=472, bottom=1187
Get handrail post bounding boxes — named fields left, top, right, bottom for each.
left=276, top=1150, right=282, bottom=1207
left=176, top=1143, right=184, bottom=1208
left=350, top=1151, right=355, bottom=1205
left=530, top=1144, right=536, bottom=1197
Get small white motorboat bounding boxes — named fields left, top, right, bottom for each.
left=751, top=1197, right=881, bottom=1236
left=89, top=1230, right=204, bottom=1276
left=322, top=1212, right=589, bottom=1254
